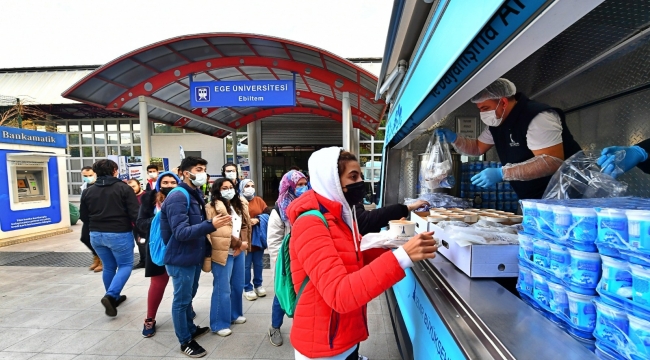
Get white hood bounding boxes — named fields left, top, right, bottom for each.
left=308, top=146, right=354, bottom=231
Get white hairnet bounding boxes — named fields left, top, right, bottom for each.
left=470, top=78, right=517, bottom=103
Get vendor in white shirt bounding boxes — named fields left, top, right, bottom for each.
left=436, top=78, right=582, bottom=199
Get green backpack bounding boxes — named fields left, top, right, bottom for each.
left=274, top=209, right=328, bottom=318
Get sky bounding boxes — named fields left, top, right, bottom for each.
left=0, top=0, right=393, bottom=69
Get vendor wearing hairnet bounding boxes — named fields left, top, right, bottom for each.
left=436, top=78, right=582, bottom=199
left=597, top=140, right=650, bottom=178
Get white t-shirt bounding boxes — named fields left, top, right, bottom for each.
left=477, top=110, right=563, bottom=151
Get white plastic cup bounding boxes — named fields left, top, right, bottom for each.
left=566, top=291, right=597, bottom=332
left=552, top=205, right=572, bottom=238
left=569, top=207, right=597, bottom=243
left=388, top=220, right=416, bottom=238
left=630, top=263, right=650, bottom=306
left=628, top=313, right=650, bottom=355
left=567, top=248, right=602, bottom=288
left=626, top=209, right=650, bottom=252
left=599, top=255, right=632, bottom=297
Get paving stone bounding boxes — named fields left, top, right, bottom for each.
left=4, top=328, right=78, bottom=353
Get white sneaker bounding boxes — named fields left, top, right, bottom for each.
left=215, top=328, right=232, bottom=337
left=244, top=291, right=258, bottom=301
left=254, top=287, right=267, bottom=297
left=232, top=316, right=246, bottom=324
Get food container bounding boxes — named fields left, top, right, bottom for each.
left=480, top=215, right=508, bottom=223
left=567, top=291, right=597, bottom=332
left=569, top=207, right=598, bottom=243
left=567, top=248, right=602, bottom=288
left=593, top=298, right=628, bottom=345
left=626, top=209, right=650, bottom=253
left=427, top=215, right=448, bottom=223
left=547, top=280, right=569, bottom=318
left=388, top=220, right=416, bottom=238
left=533, top=238, right=550, bottom=268
left=536, top=202, right=555, bottom=233
left=549, top=242, right=570, bottom=280
left=532, top=272, right=550, bottom=307
left=597, top=209, right=628, bottom=248
left=630, top=263, right=650, bottom=306
left=508, top=215, right=523, bottom=224
left=628, top=313, right=650, bottom=356
left=599, top=255, right=632, bottom=298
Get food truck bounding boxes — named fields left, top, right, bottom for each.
left=376, top=0, right=650, bottom=359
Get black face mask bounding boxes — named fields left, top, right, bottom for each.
left=343, top=181, right=366, bottom=207
left=160, top=187, right=173, bottom=196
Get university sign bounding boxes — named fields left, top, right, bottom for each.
left=189, top=79, right=296, bottom=108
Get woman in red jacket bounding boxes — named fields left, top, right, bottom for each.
left=287, top=147, right=437, bottom=359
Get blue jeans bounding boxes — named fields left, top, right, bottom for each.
left=90, top=231, right=134, bottom=300
left=271, top=295, right=285, bottom=329
left=244, top=250, right=264, bottom=292
left=210, top=253, right=244, bottom=331
left=166, top=264, right=201, bottom=344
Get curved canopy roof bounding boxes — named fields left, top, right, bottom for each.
left=62, top=33, right=386, bottom=138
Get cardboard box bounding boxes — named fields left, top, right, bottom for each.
left=411, top=212, right=519, bottom=278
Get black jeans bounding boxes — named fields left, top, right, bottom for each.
left=344, top=345, right=360, bottom=360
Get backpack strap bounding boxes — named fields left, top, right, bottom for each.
left=169, top=187, right=191, bottom=211
left=292, top=209, right=328, bottom=315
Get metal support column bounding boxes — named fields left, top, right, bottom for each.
left=232, top=129, right=238, bottom=166
left=247, top=122, right=263, bottom=195
left=352, top=128, right=360, bottom=157
left=342, top=92, right=352, bottom=150
left=138, top=96, right=152, bottom=167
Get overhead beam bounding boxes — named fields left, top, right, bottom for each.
left=141, top=96, right=236, bottom=133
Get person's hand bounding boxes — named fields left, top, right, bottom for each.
left=434, top=128, right=457, bottom=143
left=240, top=241, right=248, bottom=252
left=250, top=218, right=260, bottom=226
left=471, top=168, right=503, bottom=188
left=233, top=249, right=242, bottom=257
left=212, top=214, right=231, bottom=229
left=597, top=146, right=648, bottom=178
left=402, top=232, right=437, bottom=262
left=407, top=199, right=430, bottom=212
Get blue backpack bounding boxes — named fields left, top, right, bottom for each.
left=149, top=187, right=190, bottom=266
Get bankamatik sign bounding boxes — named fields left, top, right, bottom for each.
left=190, top=80, right=296, bottom=108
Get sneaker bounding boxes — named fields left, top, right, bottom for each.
left=268, top=326, right=283, bottom=346
left=180, top=340, right=206, bottom=358
left=191, top=326, right=209, bottom=340
left=215, top=328, right=232, bottom=337
left=232, top=316, right=246, bottom=324
left=244, top=290, right=258, bottom=301
left=359, top=356, right=369, bottom=360
left=134, top=262, right=145, bottom=269
left=142, top=318, right=156, bottom=338
left=116, top=295, right=127, bottom=307
left=254, top=287, right=267, bottom=297
left=101, top=295, right=117, bottom=317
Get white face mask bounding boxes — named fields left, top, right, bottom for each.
left=243, top=187, right=255, bottom=199
left=479, top=100, right=504, bottom=127
left=189, top=171, right=208, bottom=187
left=225, top=171, right=237, bottom=180
left=148, top=172, right=158, bottom=179
left=221, top=189, right=236, bottom=200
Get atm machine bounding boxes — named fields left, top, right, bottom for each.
left=0, top=126, right=70, bottom=242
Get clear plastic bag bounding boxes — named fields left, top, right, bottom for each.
left=420, top=132, right=454, bottom=191
left=543, top=150, right=627, bottom=199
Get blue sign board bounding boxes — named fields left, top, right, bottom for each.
left=0, top=150, right=62, bottom=231
left=0, top=126, right=67, bottom=148
left=189, top=80, right=296, bottom=108
left=392, top=268, right=466, bottom=360
left=384, top=0, right=549, bottom=145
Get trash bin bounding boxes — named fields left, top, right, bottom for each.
left=69, top=202, right=80, bottom=225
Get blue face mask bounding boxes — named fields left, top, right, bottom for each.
left=295, top=186, right=307, bottom=197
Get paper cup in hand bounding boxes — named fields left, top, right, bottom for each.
left=388, top=220, right=416, bottom=238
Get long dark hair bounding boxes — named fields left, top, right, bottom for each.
left=210, top=178, right=244, bottom=216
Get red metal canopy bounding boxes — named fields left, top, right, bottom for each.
left=62, top=33, right=386, bottom=137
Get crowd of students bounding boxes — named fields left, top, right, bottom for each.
left=78, top=147, right=436, bottom=359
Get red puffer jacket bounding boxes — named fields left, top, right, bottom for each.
left=287, top=190, right=406, bottom=358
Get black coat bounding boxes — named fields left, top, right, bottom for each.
left=136, top=190, right=167, bottom=277
left=354, top=203, right=409, bottom=235
left=80, top=176, right=139, bottom=233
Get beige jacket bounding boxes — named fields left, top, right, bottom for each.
left=204, top=197, right=251, bottom=268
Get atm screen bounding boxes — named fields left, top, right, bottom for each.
left=17, top=179, right=28, bottom=189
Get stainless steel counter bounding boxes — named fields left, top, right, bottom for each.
left=404, top=255, right=598, bottom=359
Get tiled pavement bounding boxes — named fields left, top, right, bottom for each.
left=0, top=225, right=402, bottom=360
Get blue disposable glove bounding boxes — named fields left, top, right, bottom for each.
left=597, top=146, right=648, bottom=178
left=434, top=128, right=457, bottom=143
left=471, top=168, right=503, bottom=188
